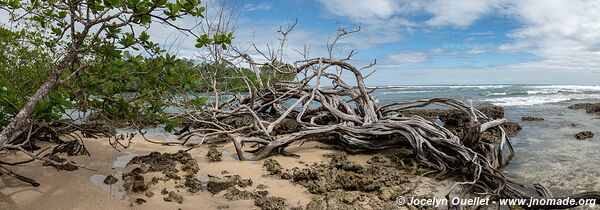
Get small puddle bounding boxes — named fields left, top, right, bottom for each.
left=89, top=172, right=128, bottom=203
left=113, top=153, right=137, bottom=168
left=91, top=153, right=138, bottom=203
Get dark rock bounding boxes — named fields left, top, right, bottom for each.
left=479, top=105, right=504, bottom=119
left=184, top=177, right=204, bottom=193
left=575, top=131, right=594, bottom=140
left=145, top=191, right=155, bottom=198
left=161, top=188, right=169, bottom=195
left=256, top=184, right=268, bottom=190
left=521, top=116, right=544, bottom=121
left=502, top=122, right=522, bottom=135
left=134, top=198, right=146, bottom=205
left=264, top=152, right=414, bottom=209
left=325, top=153, right=363, bottom=171
left=103, top=175, right=118, bottom=185
left=569, top=103, right=600, bottom=115
left=207, top=145, right=223, bottom=162
left=400, top=105, right=521, bottom=142
left=256, top=190, right=269, bottom=197
left=181, top=159, right=200, bottom=175
left=207, top=176, right=236, bottom=194
left=367, top=154, right=387, bottom=164
left=223, top=187, right=256, bottom=200
left=128, top=150, right=196, bottom=173
left=270, top=118, right=302, bottom=135
left=237, top=177, right=253, bottom=188
left=163, top=191, right=184, bottom=204
left=216, top=204, right=230, bottom=209
left=263, top=158, right=284, bottom=175
left=254, top=196, right=286, bottom=210
left=123, top=175, right=148, bottom=193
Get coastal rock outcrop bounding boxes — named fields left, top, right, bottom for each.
left=521, top=116, right=544, bottom=121
left=568, top=103, right=600, bottom=115
left=400, top=105, right=521, bottom=142
left=575, top=131, right=594, bottom=140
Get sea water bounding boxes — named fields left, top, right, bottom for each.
left=373, top=84, right=600, bottom=195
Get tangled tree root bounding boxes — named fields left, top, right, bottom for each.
left=0, top=117, right=117, bottom=186
left=179, top=58, right=600, bottom=208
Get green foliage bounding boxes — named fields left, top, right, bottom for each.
left=0, top=83, right=73, bottom=127
left=0, top=0, right=235, bottom=132
left=0, top=27, right=55, bottom=97
left=69, top=53, right=204, bottom=127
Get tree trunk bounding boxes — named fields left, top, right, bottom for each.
left=0, top=53, right=74, bottom=148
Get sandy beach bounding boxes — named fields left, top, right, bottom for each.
left=0, top=135, right=452, bottom=210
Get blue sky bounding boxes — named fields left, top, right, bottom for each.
left=226, top=0, right=600, bottom=85
left=2, top=0, right=599, bottom=85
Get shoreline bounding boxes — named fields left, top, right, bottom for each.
left=0, top=135, right=454, bottom=209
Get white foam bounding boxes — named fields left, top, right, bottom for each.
left=485, top=94, right=600, bottom=106
left=484, top=92, right=508, bottom=96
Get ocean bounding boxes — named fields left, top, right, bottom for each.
left=373, top=85, right=600, bottom=195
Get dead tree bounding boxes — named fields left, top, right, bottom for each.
left=178, top=26, right=600, bottom=208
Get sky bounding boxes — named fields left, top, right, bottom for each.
left=223, top=0, right=600, bottom=85
left=3, top=0, right=600, bottom=86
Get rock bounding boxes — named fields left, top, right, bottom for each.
left=569, top=103, right=600, bottom=115
left=254, top=196, right=286, bottom=210
left=237, top=177, right=253, bottom=188
left=256, top=184, right=268, bottom=190
left=503, top=122, right=522, bottom=135
left=575, top=131, right=594, bottom=140
left=521, top=116, right=544, bottom=121
left=325, top=153, right=363, bottom=171
left=400, top=105, right=521, bottom=142
left=263, top=158, right=284, bottom=175
left=256, top=190, right=269, bottom=197
left=339, top=191, right=359, bottom=204
left=306, top=197, right=327, bottom=210
left=103, top=175, right=118, bottom=185
left=123, top=173, right=148, bottom=193
left=223, top=187, right=256, bottom=200
left=479, top=105, right=504, bottom=119
left=133, top=198, right=146, bottom=205
left=181, top=159, right=200, bottom=175
left=184, top=177, right=204, bottom=193
left=207, top=176, right=236, bottom=194
left=216, top=204, right=230, bottom=209
left=145, top=191, right=155, bottom=198
left=378, top=187, right=395, bottom=201
left=207, top=145, right=223, bottom=162
left=270, top=118, right=302, bottom=135
left=367, top=154, right=387, bottom=164
left=161, top=188, right=169, bottom=195
left=163, top=191, right=183, bottom=204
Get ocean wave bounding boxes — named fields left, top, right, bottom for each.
left=380, top=90, right=436, bottom=95
left=484, top=94, right=600, bottom=106
left=484, top=92, right=508, bottom=96
left=529, top=85, right=600, bottom=92
left=379, top=85, right=512, bottom=89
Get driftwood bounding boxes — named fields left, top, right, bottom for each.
left=179, top=57, right=600, bottom=208
left=0, top=117, right=117, bottom=186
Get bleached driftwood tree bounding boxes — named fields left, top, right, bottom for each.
left=177, top=24, right=600, bottom=208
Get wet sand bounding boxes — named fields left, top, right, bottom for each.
left=0, top=135, right=451, bottom=210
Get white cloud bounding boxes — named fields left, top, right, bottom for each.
left=384, top=52, right=428, bottom=64
left=243, top=3, right=271, bottom=12
left=424, top=0, right=504, bottom=28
